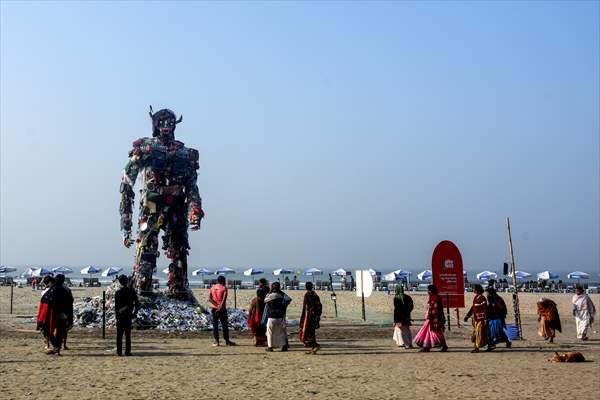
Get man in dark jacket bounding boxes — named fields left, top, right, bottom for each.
left=48, top=274, right=74, bottom=355
left=114, top=275, right=140, bottom=356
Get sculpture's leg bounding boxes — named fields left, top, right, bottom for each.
left=133, top=229, right=159, bottom=296
left=163, top=206, right=191, bottom=298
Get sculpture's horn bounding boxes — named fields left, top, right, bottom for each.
left=149, top=105, right=154, bottom=118
left=176, top=115, right=183, bottom=124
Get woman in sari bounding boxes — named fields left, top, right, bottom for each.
left=486, top=286, right=511, bottom=348
left=393, top=285, right=414, bottom=348
left=572, top=286, right=596, bottom=341
left=537, top=298, right=562, bottom=343
left=247, top=287, right=268, bottom=346
left=414, top=284, right=448, bottom=352
left=464, top=284, right=490, bottom=352
left=299, top=282, right=322, bottom=354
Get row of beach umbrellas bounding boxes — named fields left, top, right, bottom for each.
left=0, top=265, right=593, bottom=282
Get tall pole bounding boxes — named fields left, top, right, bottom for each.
left=360, top=271, right=366, bottom=321
left=102, top=290, right=106, bottom=339
left=507, top=217, right=523, bottom=340
left=10, top=284, right=14, bottom=314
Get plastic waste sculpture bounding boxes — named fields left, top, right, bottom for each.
left=119, top=106, right=204, bottom=299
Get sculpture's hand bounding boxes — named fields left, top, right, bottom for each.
left=189, top=206, right=205, bottom=231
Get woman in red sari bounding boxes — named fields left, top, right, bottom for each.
left=247, top=287, right=268, bottom=346
left=36, top=276, right=55, bottom=353
left=414, top=284, right=448, bottom=352
left=299, top=282, right=322, bottom=354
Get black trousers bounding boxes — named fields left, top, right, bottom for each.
left=211, top=308, right=229, bottom=343
left=116, top=318, right=132, bottom=355
left=51, top=319, right=68, bottom=350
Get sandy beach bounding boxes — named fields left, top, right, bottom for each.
left=0, top=288, right=600, bottom=399
left=1, top=287, right=599, bottom=400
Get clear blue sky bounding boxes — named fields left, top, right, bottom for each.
left=1, top=1, right=598, bottom=275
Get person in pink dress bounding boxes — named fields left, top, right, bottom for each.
left=414, top=284, right=448, bottom=352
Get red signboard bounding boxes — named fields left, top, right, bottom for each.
left=432, top=240, right=465, bottom=308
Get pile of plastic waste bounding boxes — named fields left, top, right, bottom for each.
left=73, top=282, right=248, bottom=332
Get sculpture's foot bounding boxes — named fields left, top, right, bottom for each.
left=166, top=288, right=198, bottom=305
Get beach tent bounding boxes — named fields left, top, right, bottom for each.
left=161, top=267, right=171, bottom=275
left=417, top=270, right=432, bottom=281
left=367, top=268, right=378, bottom=276
left=567, top=271, right=589, bottom=280
left=273, top=268, right=293, bottom=276
left=81, top=266, right=101, bottom=275
left=514, top=271, right=532, bottom=279
left=331, top=268, right=348, bottom=277
left=0, top=266, right=17, bottom=274
left=52, top=266, right=73, bottom=274
left=101, top=267, right=122, bottom=277
left=215, top=267, right=236, bottom=275
left=243, top=267, right=264, bottom=276
left=304, top=268, right=323, bottom=276
left=537, top=271, right=558, bottom=280
left=191, top=268, right=212, bottom=276
left=476, top=271, right=497, bottom=281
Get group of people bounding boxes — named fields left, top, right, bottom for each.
left=393, top=282, right=596, bottom=353
left=36, top=274, right=74, bottom=355
left=246, top=278, right=322, bottom=354
left=37, top=274, right=595, bottom=357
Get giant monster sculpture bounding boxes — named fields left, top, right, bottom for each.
left=119, top=107, right=204, bottom=299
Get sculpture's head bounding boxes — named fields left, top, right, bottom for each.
left=149, top=106, right=182, bottom=142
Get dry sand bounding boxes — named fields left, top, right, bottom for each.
left=1, top=287, right=599, bottom=400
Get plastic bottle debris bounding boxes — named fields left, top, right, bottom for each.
left=73, top=283, right=248, bottom=332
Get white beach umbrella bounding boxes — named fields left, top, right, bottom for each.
left=192, top=268, right=212, bottom=276
left=476, top=271, right=497, bottom=281
left=514, top=270, right=532, bottom=280
left=52, top=266, right=73, bottom=274
left=417, top=270, right=432, bottom=281
left=81, top=266, right=101, bottom=275
left=537, top=270, right=558, bottom=280
left=243, top=267, right=264, bottom=276
left=331, top=268, right=348, bottom=276
left=215, top=267, right=236, bottom=275
left=20, top=268, right=36, bottom=278
left=101, top=267, right=123, bottom=277
left=567, top=271, right=589, bottom=280
left=162, top=267, right=171, bottom=275
left=273, top=267, right=293, bottom=276
left=0, top=266, right=17, bottom=274
left=304, top=268, right=323, bottom=276
left=367, top=268, right=378, bottom=276
left=32, top=267, right=52, bottom=277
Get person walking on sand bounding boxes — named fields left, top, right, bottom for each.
left=37, top=276, right=55, bottom=352
left=299, top=282, right=322, bottom=354
left=114, top=275, right=140, bottom=356
left=52, top=274, right=73, bottom=353
left=209, top=275, right=236, bottom=347
left=414, top=284, right=448, bottom=352
left=464, top=284, right=492, bottom=353
left=264, top=282, right=292, bottom=352
left=537, top=298, right=562, bottom=343
left=248, top=287, right=268, bottom=346
left=392, top=285, right=414, bottom=349
left=486, top=286, right=511, bottom=348
left=572, top=286, right=595, bottom=341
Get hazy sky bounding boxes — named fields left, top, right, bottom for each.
left=1, top=1, right=598, bottom=274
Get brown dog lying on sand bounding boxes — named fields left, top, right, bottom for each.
left=550, top=352, right=585, bottom=362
